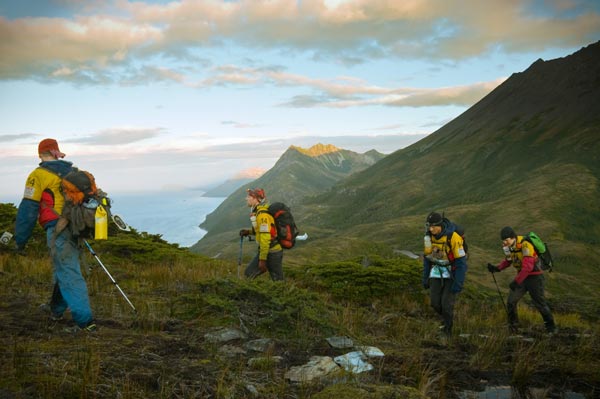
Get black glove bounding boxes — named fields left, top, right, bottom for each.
left=422, top=279, right=430, bottom=290
left=487, top=263, right=500, bottom=273
left=239, top=229, right=250, bottom=237
left=509, top=280, right=520, bottom=291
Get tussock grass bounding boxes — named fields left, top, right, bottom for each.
left=1, top=240, right=599, bottom=398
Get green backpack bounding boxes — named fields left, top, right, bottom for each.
left=522, top=232, right=554, bottom=272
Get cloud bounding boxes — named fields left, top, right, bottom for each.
left=1, top=0, right=598, bottom=82
left=278, top=77, right=506, bottom=108
left=0, top=133, right=39, bottom=142
left=234, top=167, right=267, bottom=179
left=63, top=127, right=166, bottom=145
left=221, top=120, right=263, bottom=129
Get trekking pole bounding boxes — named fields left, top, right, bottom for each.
left=83, top=240, right=137, bottom=313
left=237, top=236, right=244, bottom=280
left=490, top=270, right=508, bottom=316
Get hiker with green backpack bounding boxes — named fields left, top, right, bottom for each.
left=239, top=188, right=284, bottom=281
left=487, top=226, right=556, bottom=334
left=14, top=139, right=97, bottom=333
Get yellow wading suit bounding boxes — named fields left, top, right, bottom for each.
left=244, top=203, right=284, bottom=280
left=422, top=224, right=467, bottom=334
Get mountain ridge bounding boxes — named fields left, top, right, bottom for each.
left=294, top=41, right=600, bottom=281
left=191, top=144, right=385, bottom=250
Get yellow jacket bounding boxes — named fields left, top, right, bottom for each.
left=424, top=231, right=466, bottom=266
left=15, top=160, right=73, bottom=248
left=251, top=203, right=282, bottom=260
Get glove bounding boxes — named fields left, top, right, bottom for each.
left=422, top=282, right=430, bottom=290
left=487, top=263, right=500, bottom=273
left=258, top=260, right=267, bottom=273
left=239, top=229, right=250, bottom=237
left=451, top=281, right=463, bottom=294
left=509, top=280, right=520, bottom=291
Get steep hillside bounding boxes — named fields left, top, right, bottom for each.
left=191, top=144, right=384, bottom=254
left=190, top=42, right=600, bottom=312
left=294, top=41, right=600, bottom=303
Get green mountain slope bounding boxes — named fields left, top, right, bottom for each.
left=190, top=42, right=600, bottom=312
left=190, top=143, right=385, bottom=255
left=306, top=41, right=600, bottom=243
left=293, top=41, right=600, bottom=310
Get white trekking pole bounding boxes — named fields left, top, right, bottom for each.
left=84, top=240, right=137, bottom=313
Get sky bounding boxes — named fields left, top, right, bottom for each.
left=1, top=0, right=599, bottom=201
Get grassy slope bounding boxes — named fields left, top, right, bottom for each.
left=1, top=246, right=598, bottom=398
left=1, top=200, right=599, bottom=397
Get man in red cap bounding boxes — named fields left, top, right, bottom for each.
left=239, top=188, right=284, bottom=280
left=14, top=138, right=96, bottom=333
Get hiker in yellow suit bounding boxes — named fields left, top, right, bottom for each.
left=422, top=212, right=468, bottom=336
left=239, top=188, right=284, bottom=281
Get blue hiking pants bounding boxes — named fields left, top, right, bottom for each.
left=46, top=226, right=93, bottom=327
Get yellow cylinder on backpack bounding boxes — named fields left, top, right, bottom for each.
left=94, top=204, right=108, bottom=240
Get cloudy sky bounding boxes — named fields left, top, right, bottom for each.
left=1, top=0, right=599, bottom=200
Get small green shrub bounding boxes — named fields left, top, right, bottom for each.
left=292, top=256, right=422, bottom=302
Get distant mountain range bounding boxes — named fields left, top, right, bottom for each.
left=191, top=143, right=385, bottom=251
left=191, top=41, right=600, bottom=302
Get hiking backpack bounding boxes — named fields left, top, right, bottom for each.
left=265, top=202, right=299, bottom=249
left=449, top=222, right=468, bottom=255
left=58, top=168, right=111, bottom=240
left=521, top=232, right=553, bottom=272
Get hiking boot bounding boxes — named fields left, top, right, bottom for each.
left=39, top=303, right=63, bottom=321
left=545, top=324, right=557, bottom=335
left=64, top=321, right=97, bottom=334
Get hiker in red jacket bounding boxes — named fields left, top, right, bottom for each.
left=487, top=226, right=556, bottom=334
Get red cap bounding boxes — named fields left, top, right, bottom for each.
left=38, top=138, right=66, bottom=158
left=246, top=188, right=265, bottom=200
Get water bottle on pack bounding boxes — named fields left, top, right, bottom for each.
left=94, top=202, right=108, bottom=240
left=424, top=234, right=432, bottom=253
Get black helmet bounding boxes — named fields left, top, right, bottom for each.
left=426, top=212, right=443, bottom=227
left=500, top=226, right=516, bottom=240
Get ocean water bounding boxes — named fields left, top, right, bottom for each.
left=109, top=191, right=225, bottom=248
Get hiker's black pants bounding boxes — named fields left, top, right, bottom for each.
left=245, top=250, right=284, bottom=281
left=429, top=278, right=456, bottom=334
left=507, top=274, right=555, bottom=330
